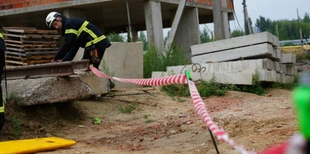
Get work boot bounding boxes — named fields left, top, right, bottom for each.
left=109, top=79, right=115, bottom=89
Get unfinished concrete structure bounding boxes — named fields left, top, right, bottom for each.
left=0, top=0, right=235, bottom=57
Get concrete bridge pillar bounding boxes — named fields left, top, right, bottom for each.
left=174, top=8, right=200, bottom=59
left=221, top=0, right=231, bottom=39
left=144, top=0, right=164, bottom=50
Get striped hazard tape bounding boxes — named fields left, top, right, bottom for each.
left=89, top=65, right=255, bottom=154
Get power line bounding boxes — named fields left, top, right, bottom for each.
left=233, top=10, right=243, bottom=31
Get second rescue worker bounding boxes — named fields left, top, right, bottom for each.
left=45, top=12, right=115, bottom=89
left=0, top=27, right=6, bottom=133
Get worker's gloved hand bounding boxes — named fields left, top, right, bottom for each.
left=0, top=113, right=4, bottom=133
left=51, top=59, right=62, bottom=63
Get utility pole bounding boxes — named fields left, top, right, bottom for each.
left=297, top=9, right=305, bottom=53
left=126, top=0, right=132, bottom=42
left=242, top=0, right=252, bottom=35
left=276, top=20, right=279, bottom=39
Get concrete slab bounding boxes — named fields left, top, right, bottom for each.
left=78, top=71, right=109, bottom=95
left=276, top=48, right=282, bottom=61
left=285, top=75, right=295, bottom=83
left=191, top=32, right=279, bottom=56
left=256, top=69, right=277, bottom=82
left=72, top=42, right=144, bottom=89
left=102, top=42, right=144, bottom=89
left=151, top=71, right=168, bottom=78
left=274, top=62, right=283, bottom=73
left=168, top=59, right=275, bottom=74
left=281, top=53, right=296, bottom=64
left=198, top=70, right=256, bottom=85
left=191, top=43, right=277, bottom=63
left=166, top=65, right=280, bottom=85
left=276, top=73, right=282, bottom=83
left=6, top=76, right=93, bottom=106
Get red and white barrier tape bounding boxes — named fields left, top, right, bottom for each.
left=89, top=66, right=255, bottom=154
left=90, top=66, right=187, bottom=86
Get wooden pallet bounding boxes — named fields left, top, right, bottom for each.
left=3, top=27, right=60, bottom=66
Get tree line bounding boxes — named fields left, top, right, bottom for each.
left=107, top=12, right=310, bottom=49
left=230, top=13, right=310, bottom=41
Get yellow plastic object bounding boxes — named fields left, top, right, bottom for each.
left=280, top=46, right=303, bottom=54
left=304, top=45, right=310, bottom=51
left=0, top=137, right=76, bottom=154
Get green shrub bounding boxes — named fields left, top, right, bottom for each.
left=143, top=44, right=190, bottom=78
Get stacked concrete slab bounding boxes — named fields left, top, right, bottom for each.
left=152, top=32, right=297, bottom=85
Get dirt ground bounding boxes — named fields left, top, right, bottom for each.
left=0, top=87, right=297, bottom=154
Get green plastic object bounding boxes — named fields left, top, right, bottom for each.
left=185, top=70, right=192, bottom=81
left=293, top=71, right=310, bottom=140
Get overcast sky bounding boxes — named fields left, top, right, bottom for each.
left=230, top=0, right=309, bottom=31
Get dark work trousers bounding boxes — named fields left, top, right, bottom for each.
left=82, top=46, right=114, bottom=89
left=0, top=49, right=5, bottom=133
left=82, top=47, right=105, bottom=69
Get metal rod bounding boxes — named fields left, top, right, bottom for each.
left=208, top=128, right=220, bottom=154
left=3, top=60, right=89, bottom=80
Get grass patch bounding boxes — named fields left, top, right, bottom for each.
left=271, top=75, right=299, bottom=90
left=9, top=116, right=22, bottom=138
left=144, top=114, right=153, bottom=123
left=119, top=103, right=136, bottom=114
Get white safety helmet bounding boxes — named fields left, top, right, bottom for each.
left=45, top=12, right=61, bottom=28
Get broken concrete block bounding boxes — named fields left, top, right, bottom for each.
left=6, top=76, right=93, bottom=106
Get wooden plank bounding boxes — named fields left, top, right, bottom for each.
left=27, top=59, right=52, bottom=65
left=42, top=35, right=61, bottom=39
left=5, top=33, right=29, bottom=38
left=6, top=51, right=25, bottom=57
left=36, top=30, right=59, bottom=35
left=6, top=55, right=25, bottom=60
left=25, top=51, right=57, bottom=56
left=5, top=43, right=37, bottom=48
left=5, top=39, right=23, bottom=44
left=5, top=34, right=60, bottom=39
left=4, top=28, right=58, bottom=35
left=6, top=60, right=27, bottom=65
left=3, top=27, right=37, bottom=33
left=26, top=55, right=55, bottom=60
left=7, top=47, right=58, bottom=52
left=23, top=47, right=59, bottom=51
